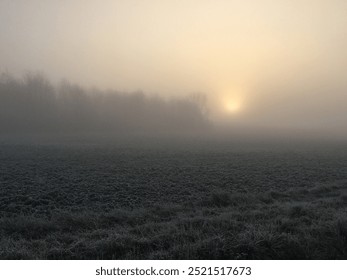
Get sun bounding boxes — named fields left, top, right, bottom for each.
left=215, top=88, right=246, bottom=118
left=225, top=100, right=242, bottom=113
left=224, top=98, right=243, bottom=114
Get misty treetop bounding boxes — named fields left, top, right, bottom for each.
left=0, top=73, right=209, bottom=135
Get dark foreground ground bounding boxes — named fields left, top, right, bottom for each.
left=0, top=141, right=346, bottom=259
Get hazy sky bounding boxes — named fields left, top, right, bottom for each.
left=1, top=0, right=347, bottom=136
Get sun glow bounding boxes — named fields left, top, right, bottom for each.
left=222, top=92, right=244, bottom=115
left=225, top=100, right=242, bottom=113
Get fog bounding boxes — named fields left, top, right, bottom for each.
left=0, top=73, right=209, bottom=139
left=1, top=1, right=347, bottom=142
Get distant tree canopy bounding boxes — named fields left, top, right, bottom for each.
left=0, top=73, right=210, bottom=135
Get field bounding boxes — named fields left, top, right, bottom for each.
left=0, top=142, right=347, bottom=259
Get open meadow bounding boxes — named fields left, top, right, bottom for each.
left=0, top=142, right=346, bottom=259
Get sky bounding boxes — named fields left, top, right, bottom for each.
left=1, top=0, right=347, bottom=137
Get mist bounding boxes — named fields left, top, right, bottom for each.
left=1, top=1, right=347, bottom=142
left=2, top=1, right=347, bottom=264
left=1, top=72, right=346, bottom=149
left=0, top=73, right=210, bottom=141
